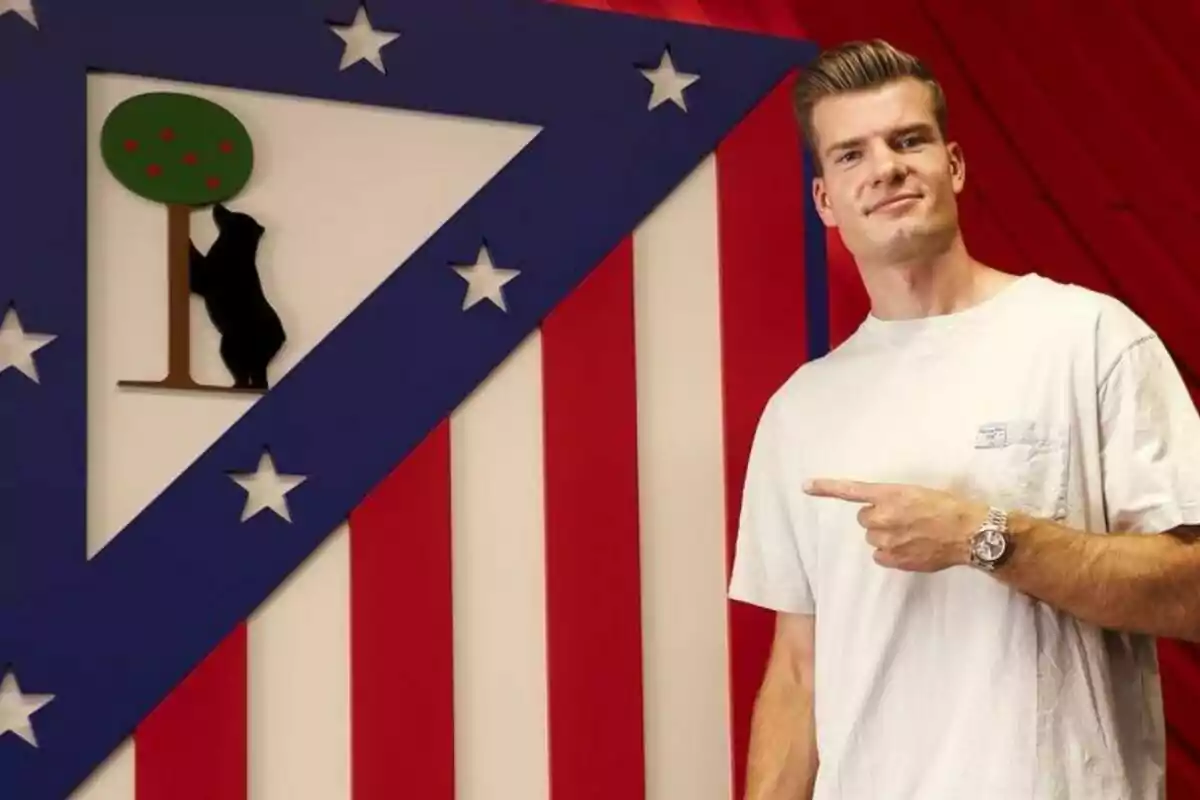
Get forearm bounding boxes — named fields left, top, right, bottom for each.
left=743, top=660, right=818, bottom=800
left=993, top=511, right=1200, bottom=641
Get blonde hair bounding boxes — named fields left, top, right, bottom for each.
left=793, top=40, right=947, bottom=169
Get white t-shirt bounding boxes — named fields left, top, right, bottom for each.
left=728, top=272, right=1200, bottom=799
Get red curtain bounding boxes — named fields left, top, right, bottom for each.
left=557, top=0, right=1200, bottom=793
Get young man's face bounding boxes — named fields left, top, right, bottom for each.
left=809, top=78, right=965, bottom=266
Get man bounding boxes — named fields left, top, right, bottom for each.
left=728, top=39, right=1200, bottom=799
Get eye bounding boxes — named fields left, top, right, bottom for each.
left=836, top=149, right=860, bottom=165
left=896, top=133, right=924, bottom=149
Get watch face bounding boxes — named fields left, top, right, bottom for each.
left=974, top=529, right=1006, bottom=561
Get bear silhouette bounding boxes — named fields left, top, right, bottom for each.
left=189, top=203, right=286, bottom=390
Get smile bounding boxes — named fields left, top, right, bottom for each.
left=869, top=194, right=922, bottom=214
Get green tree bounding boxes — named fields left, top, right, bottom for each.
left=101, top=92, right=254, bottom=391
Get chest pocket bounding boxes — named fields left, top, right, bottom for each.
left=963, top=419, right=1071, bottom=521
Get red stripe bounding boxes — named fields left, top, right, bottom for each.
left=657, top=0, right=712, bottom=25
left=716, top=74, right=811, bottom=800
left=349, top=422, right=455, bottom=799
left=541, top=239, right=646, bottom=800
left=134, top=626, right=247, bottom=800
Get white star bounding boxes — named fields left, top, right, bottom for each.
left=0, top=0, right=38, bottom=29
left=330, top=6, right=400, bottom=74
left=229, top=451, right=307, bottom=523
left=452, top=245, right=521, bottom=312
left=0, top=306, right=56, bottom=383
left=640, top=49, right=700, bottom=111
left=0, top=669, right=54, bottom=748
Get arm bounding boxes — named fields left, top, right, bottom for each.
left=804, top=475, right=1200, bottom=643
left=808, top=326, right=1200, bottom=641
left=991, top=327, right=1200, bottom=641
left=744, top=612, right=818, bottom=800
left=990, top=515, right=1200, bottom=642
left=728, top=399, right=822, bottom=795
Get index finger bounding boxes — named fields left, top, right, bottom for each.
left=803, top=478, right=885, bottom=503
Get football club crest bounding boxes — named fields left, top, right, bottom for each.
left=0, top=1, right=817, bottom=796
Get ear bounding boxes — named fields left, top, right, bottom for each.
left=811, top=177, right=836, bottom=228
left=947, top=141, right=966, bottom=194
left=213, top=202, right=230, bottom=224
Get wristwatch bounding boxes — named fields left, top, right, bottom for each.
left=968, top=507, right=1012, bottom=572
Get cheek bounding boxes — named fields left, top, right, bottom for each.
left=826, top=189, right=860, bottom=220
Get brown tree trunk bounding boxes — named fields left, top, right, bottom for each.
left=118, top=204, right=203, bottom=391
left=163, top=202, right=195, bottom=388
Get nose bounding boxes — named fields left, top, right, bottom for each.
left=865, top=141, right=908, bottom=186
left=870, top=155, right=907, bottom=187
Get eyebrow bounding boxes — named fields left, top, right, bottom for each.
left=823, top=123, right=937, bottom=158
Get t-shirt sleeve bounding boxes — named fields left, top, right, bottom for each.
left=1098, top=331, right=1200, bottom=534
left=727, top=399, right=815, bottom=614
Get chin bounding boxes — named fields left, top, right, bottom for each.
left=873, top=226, right=954, bottom=262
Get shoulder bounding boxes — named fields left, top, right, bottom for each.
left=1017, top=274, right=1158, bottom=368
left=1024, top=273, right=1149, bottom=331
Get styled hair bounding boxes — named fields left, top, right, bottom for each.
left=793, top=40, right=947, bottom=167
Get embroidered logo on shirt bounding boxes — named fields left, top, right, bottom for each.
left=975, top=423, right=1008, bottom=449
left=975, top=420, right=1040, bottom=449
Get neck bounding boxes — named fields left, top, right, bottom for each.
left=857, top=236, right=1014, bottom=321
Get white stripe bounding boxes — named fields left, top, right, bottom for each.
left=450, top=332, right=549, bottom=800
left=248, top=525, right=351, bottom=800
left=633, top=153, right=734, bottom=800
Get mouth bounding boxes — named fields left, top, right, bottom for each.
left=867, top=193, right=922, bottom=215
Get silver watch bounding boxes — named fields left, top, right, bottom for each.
left=968, top=507, right=1011, bottom=572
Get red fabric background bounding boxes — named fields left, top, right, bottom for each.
left=557, top=0, right=1200, bottom=793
